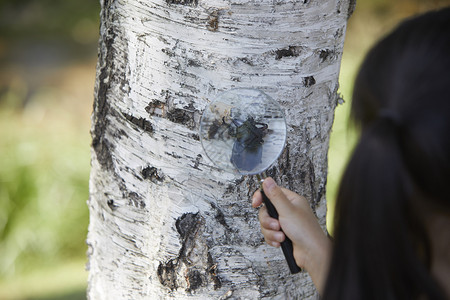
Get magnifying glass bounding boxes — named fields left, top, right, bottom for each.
left=199, top=88, right=301, bottom=274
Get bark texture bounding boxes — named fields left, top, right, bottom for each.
left=88, top=0, right=352, bottom=298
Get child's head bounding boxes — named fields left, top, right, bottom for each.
left=325, top=7, right=450, bottom=300
left=351, top=7, right=450, bottom=208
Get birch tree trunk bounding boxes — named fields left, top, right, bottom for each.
left=88, top=0, right=354, bottom=298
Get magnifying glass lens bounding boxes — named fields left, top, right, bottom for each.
left=200, top=88, right=286, bottom=175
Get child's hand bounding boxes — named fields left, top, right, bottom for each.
left=252, top=177, right=332, bottom=293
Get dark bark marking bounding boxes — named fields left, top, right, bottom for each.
left=176, top=212, right=203, bottom=270
left=166, top=0, right=198, bottom=6
left=237, top=57, right=255, bottom=66
left=191, top=133, right=200, bottom=141
left=147, top=93, right=198, bottom=130
left=179, top=82, right=200, bottom=94
left=187, top=59, right=201, bottom=67
left=123, top=113, right=154, bottom=133
left=207, top=252, right=221, bottom=289
left=215, top=209, right=227, bottom=228
left=225, top=183, right=234, bottom=194
left=176, top=212, right=200, bottom=240
left=115, top=128, right=128, bottom=139
left=334, top=27, right=344, bottom=39
left=319, top=49, right=335, bottom=63
left=316, top=180, right=326, bottom=211
left=141, top=166, right=164, bottom=183
left=93, top=138, right=116, bottom=176
left=186, top=270, right=202, bottom=291
left=209, top=202, right=229, bottom=229
left=128, top=191, right=146, bottom=208
left=348, top=0, right=357, bottom=19
left=145, top=100, right=165, bottom=116
left=307, top=159, right=316, bottom=206
left=303, top=76, right=316, bottom=87
left=287, top=155, right=318, bottom=213
left=275, top=46, right=301, bottom=60
left=157, top=213, right=221, bottom=292
left=165, top=151, right=183, bottom=159
left=266, top=166, right=277, bottom=179
left=93, top=8, right=130, bottom=172
left=107, top=199, right=119, bottom=211
left=283, top=143, right=291, bottom=175
left=158, top=213, right=202, bottom=291
left=166, top=108, right=192, bottom=126
left=278, top=143, right=296, bottom=190
left=92, top=27, right=117, bottom=173
left=157, top=260, right=178, bottom=290
left=207, top=11, right=219, bottom=32
left=166, top=102, right=197, bottom=129
left=113, top=175, right=146, bottom=210
left=161, top=47, right=175, bottom=57
left=103, top=0, right=113, bottom=8
left=225, top=177, right=245, bottom=194
left=92, top=19, right=148, bottom=212
left=192, top=154, right=202, bottom=170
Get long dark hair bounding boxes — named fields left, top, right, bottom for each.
left=323, top=8, right=450, bottom=300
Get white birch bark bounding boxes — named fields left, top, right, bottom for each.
left=88, top=0, right=354, bottom=298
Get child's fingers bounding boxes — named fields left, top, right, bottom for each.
left=261, top=227, right=285, bottom=246
left=258, top=206, right=281, bottom=231
left=251, top=190, right=263, bottom=208
left=262, top=178, right=296, bottom=217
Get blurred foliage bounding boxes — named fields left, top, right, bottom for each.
left=0, top=0, right=100, bottom=81
left=0, top=0, right=99, bottom=298
left=0, top=107, right=90, bottom=277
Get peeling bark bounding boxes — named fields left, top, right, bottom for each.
left=88, top=0, right=352, bottom=298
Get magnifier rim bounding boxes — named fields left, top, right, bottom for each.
left=199, top=88, right=287, bottom=176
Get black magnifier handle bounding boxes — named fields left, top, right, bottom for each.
left=259, top=183, right=301, bottom=274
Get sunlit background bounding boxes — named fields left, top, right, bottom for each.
left=0, top=0, right=449, bottom=299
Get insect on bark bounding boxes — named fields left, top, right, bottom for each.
left=228, top=116, right=268, bottom=171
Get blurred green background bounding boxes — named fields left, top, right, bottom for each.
left=0, top=0, right=449, bottom=299
left=0, top=1, right=98, bottom=299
